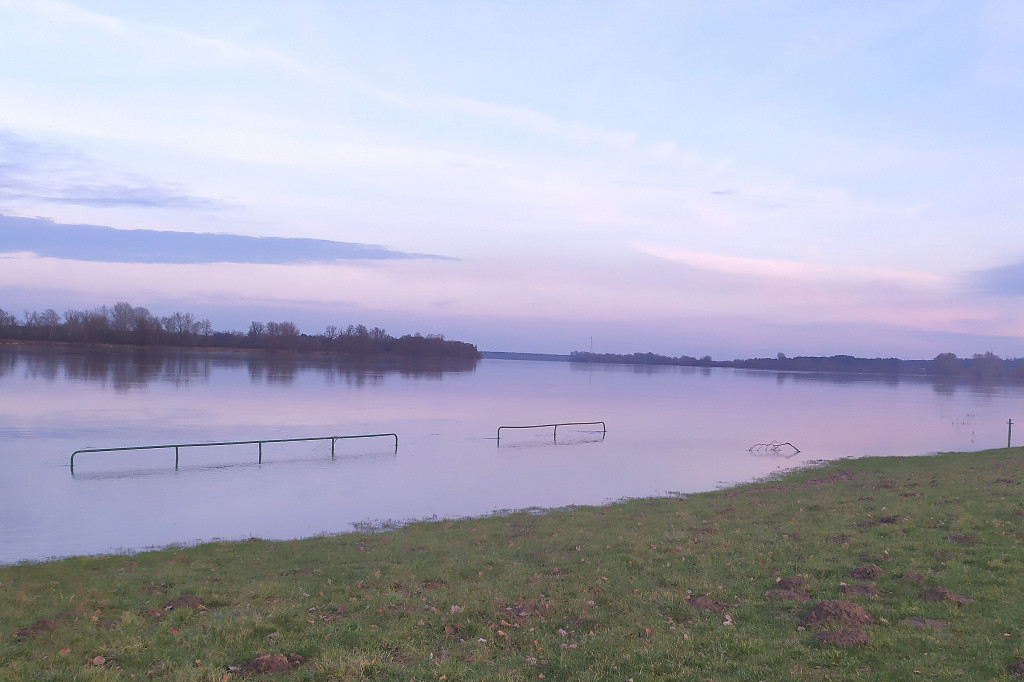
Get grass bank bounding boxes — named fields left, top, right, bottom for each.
left=3, top=448, right=1024, bottom=680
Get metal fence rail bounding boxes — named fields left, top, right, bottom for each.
left=496, top=421, right=606, bottom=442
left=70, top=433, right=398, bottom=474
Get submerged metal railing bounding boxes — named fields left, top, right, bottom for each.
left=496, top=421, right=606, bottom=443
left=70, top=433, right=398, bottom=474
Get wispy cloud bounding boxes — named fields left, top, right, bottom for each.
left=633, top=244, right=946, bottom=289
left=0, top=132, right=223, bottom=210
left=0, top=214, right=444, bottom=265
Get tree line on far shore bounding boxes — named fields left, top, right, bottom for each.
left=0, top=302, right=480, bottom=359
left=569, top=350, right=1024, bottom=380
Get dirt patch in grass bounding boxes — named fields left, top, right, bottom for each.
left=898, top=572, right=927, bottom=583
left=920, top=586, right=972, bottom=605
left=688, top=595, right=730, bottom=612
left=777, top=576, right=807, bottom=590
left=840, top=583, right=880, bottom=597
left=13, top=617, right=63, bottom=638
left=230, top=653, right=304, bottom=676
left=801, top=600, right=873, bottom=628
left=1009, top=658, right=1024, bottom=674
left=850, top=564, right=884, bottom=580
left=163, top=594, right=205, bottom=610
left=814, top=628, right=869, bottom=647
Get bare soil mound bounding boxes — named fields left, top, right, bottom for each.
left=231, top=653, right=304, bottom=676
left=919, top=586, right=972, bottom=605
left=688, top=595, right=730, bottom=612
left=13, top=617, right=62, bottom=638
left=849, top=564, right=884, bottom=579
left=814, top=628, right=869, bottom=647
left=801, top=600, right=873, bottom=628
left=777, top=576, right=806, bottom=590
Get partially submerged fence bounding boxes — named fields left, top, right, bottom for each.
left=70, top=433, right=398, bottom=474
left=496, top=421, right=606, bottom=443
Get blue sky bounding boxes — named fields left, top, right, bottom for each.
left=1, top=1, right=1023, bottom=358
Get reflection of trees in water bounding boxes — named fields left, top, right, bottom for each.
left=243, top=354, right=478, bottom=386
left=247, top=355, right=300, bottom=385
left=0, top=344, right=478, bottom=391
left=0, top=345, right=213, bottom=391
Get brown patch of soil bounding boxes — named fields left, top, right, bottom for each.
left=830, top=535, right=851, bottom=545
left=13, top=617, right=62, bottom=638
left=505, top=601, right=544, bottom=622
left=163, top=594, right=204, bottom=610
left=850, top=564, right=884, bottom=580
left=232, top=653, right=304, bottom=676
left=901, top=617, right=944, bottom=630
left=919, top=586, right=972, bottom=605
left=420, top=580, right=446, bottom=590
left=801, top=600, right=873, bottom=628
left=765, top=589, right=810, bottom=602
left=777, top=576, right=807, bottom=590
left=841, top=583, right=880, bottom=597
left=1009, top=658, right=1024, bottom=674
left=899, top=572, right=927, bottom=583
left=688, top=595, right=730, bottom=612
left=141, top=583, right=167, bottom=593
left=948, top=534, right=977, bottom=545
left=95, top=619, right=119, bottom=629
left=814, top=628, right=869, bottom=647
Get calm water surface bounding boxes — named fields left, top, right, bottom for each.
left=1, top=345, right=1021, bottom=564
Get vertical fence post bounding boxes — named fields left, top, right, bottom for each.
left=258, top=441, right=263, bottom=464
left=175, top=446, right=179, bottom=470
left=1010, top=419, right=1014, bottom=449
left=331, top=437, right=336, bottom=458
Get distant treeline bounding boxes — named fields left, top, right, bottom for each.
left=0, top=302, right=480, bottom=359
left=569, top=350, right=1024, bottom=380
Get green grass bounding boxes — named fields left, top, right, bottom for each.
left=4, top=448, right=1024, bottom=680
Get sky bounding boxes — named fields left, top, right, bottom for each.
left=1, top=0, right=1023, bottom=359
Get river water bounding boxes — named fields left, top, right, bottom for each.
left=1, top=344, right=1020, bottom=564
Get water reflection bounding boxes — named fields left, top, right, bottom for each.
left=0, top=343, right=478, bottom=390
